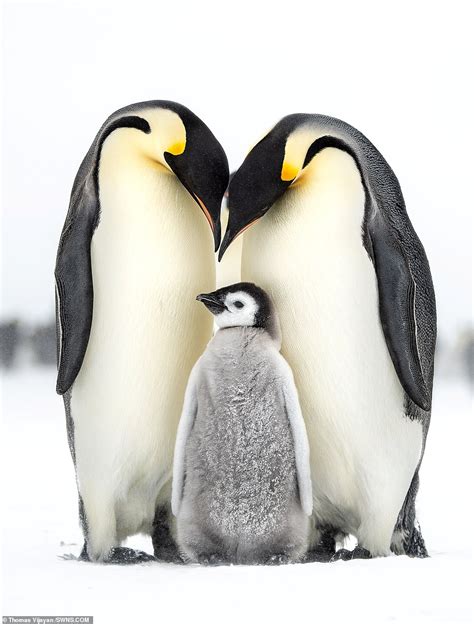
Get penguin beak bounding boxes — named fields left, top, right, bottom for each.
left=163, top=118, right=229, bottom=253
left=218, top=135, right=292, bottom=261
left=218, top=216, right=262, bottom=261
left=196, top=293, right=227, bottom=314
left=190, top=193, right=222, bottom=252
left=164, top=152, right=225, bottom=251
left=218, top=229, right=233, bottom=261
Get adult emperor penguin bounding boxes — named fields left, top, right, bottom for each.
left=55, top=101, right=229, bottom=563
left=219, top=114, right=436, bottom=560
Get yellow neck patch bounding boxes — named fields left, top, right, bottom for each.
left=280, top=126, right=317, bottom=182
left=166, top=140, right=186, bottom=156
left=281, top=161, right=300, bottom=181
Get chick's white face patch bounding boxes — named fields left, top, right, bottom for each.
left=215, top=291, right=259, bottom=329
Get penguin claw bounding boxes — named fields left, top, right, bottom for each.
left=330, top=548, right=353, bottom=561
left=58, top=552, right=79, bottom=561
left=107, top=547, right=157, bottom=564
left=330, top=546, right=372, bottom=562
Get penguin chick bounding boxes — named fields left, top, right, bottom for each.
left=171, top=282, right=312, bottom=565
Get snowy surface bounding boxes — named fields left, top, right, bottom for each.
left=2, top=367, right=472, bottom=623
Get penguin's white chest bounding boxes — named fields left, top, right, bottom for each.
left=71, top=162, right=215, bottom=537
left=241, top=150, right=422, bottom=550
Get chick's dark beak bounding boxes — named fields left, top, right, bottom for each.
left=196, top=293, right=227, bottom=314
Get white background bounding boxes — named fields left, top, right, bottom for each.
left=2, top=0, right=473, bottom=339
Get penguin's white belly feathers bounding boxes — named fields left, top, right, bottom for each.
left=71, top=158, right=214, bottom=553
left=241, top=149, right=423, bottom=554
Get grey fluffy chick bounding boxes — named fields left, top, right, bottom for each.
left=171, top=282, right=312, bottom=565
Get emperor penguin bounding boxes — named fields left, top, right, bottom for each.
left=55, top=101, right=229, bottom=563
left=219, top=115, right=436, bottom=560
left=171, top=283, right=312, bottom=565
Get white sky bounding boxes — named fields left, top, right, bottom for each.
left=1, top=0, right=472, bottom=340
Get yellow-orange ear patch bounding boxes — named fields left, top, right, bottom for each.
left=167, top=140, right=186, bottom=156
left=281, top=161, right=300, bottom=181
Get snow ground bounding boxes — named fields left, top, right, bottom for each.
left=2, top=367, right=472, bottom=624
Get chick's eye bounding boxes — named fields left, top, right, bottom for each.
left=234, top=301, right=244, bottom=309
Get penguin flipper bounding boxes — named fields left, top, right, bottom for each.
left=279, top=358, right=313, bottom=516
left=171, top=363, right=200, bottom=517
left=54, top=111, right=156, bottom=396
left=368, top=210, right=432, bottom=411
left=55, top=177, right=97, bottom=395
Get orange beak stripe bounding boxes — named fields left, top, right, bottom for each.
left=235, top=216, right=261, bottom=240
left=194, top=194, right=214, bottom=232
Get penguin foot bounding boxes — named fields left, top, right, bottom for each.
left=330, top=546, right=372, bottom=562
left=107, top=547, right=156, bottom=565
left=78, top=543, right=156, bottom=565
left=265, top=553, right=290, bottom=566
left=302, top=548, right=333, bottom=563
left=198, top=553, right=228, bottom=566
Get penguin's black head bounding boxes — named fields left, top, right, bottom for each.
left=104, top=101, right=229, bottom=251
left=217, top=122, right=294, bottom=260
left=196, top=282, right=280, bottom=338
left=162, top=102, right=229, bottom=251
left=218, top=113, right=359, bottom=259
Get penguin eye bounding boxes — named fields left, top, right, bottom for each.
left=234, top=301, right=244, bottom=309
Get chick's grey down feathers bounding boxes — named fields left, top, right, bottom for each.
left=172, top=288, right=312, bottom=565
